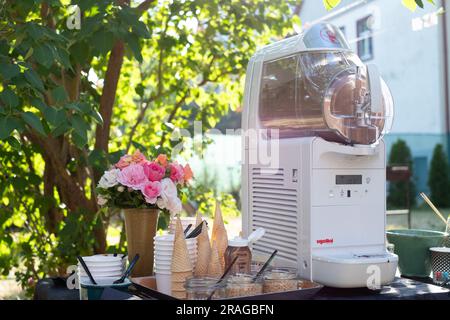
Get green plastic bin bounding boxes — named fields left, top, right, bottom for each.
left=386, top=229, right=448, bottom=277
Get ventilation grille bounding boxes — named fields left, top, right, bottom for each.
left=250, top=168, right=298, bottom=263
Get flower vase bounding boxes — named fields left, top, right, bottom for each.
left=123, top=208, right=159, bottom=277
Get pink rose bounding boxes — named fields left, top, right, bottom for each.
left=141, top=181, right=162, bottom=204
left=143, top=161, right=166, bottom=182
left=169, top=163, right=184, bottom=183
left=115, top=155, right=132, bottom=169
left=117, top=164, right=148, bottom=190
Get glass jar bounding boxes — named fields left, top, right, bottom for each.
left=263, top=267, right=298, bottom=293
left=184, top=277, right=225, bottom=300
left=226, top=273, right=263, bottom=298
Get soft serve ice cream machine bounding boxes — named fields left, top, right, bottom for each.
left=241, top=23, right=398, bottom=288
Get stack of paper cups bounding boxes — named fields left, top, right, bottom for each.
left=154, top=234, right=197, bottom=295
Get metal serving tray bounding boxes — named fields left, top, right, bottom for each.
left=130, top=276, right=323, bottom=300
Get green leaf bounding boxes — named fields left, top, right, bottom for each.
left=72, top=131, right=87, bottom=148
left=33, top=44, right=54, bottom=69
left=26, top=23, right=44, bottom=41
left=70, top=114, right=89, bottom=142
left=126, top=34, right=142, bottom=62
left=70, top=41, right=90, bottom=65
left=0, top=63, right=20, bottom=80
left=30, top=98, right=47, bottom=113
left=0, top=89, right=19, bottom=108
left=24, top=69, right=45, bottom=92
left=402, top=0, right=417, bottom=11
left=22, top=112, right=46, bottom=136
left=51, top=122, right=70, bottom=137
left=132, top=21, right=151, bottom=39
left=91, top=30, right=114, bottom=55
left=78, top=102, right=91, bottom=113
left=56, top=48, right=72, bottom=69
left=6, top=136, right=21, bottom=150
left=24, top=47, right=34, bottom=60
left=51, top=86, right=68, bottom=105
left=88, top=149, right=107, bottom=171
left=323, top=0, right=341, bottom=10
left=43, top=107, right=66, bottom=128
left=0, top=116, right=21, bottom=139
left=90, top=109, right=103, bottom=125
left=415, top=0, right=424, bottom=8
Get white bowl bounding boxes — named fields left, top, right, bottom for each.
left=78, top=263, right=123, bottom=270
left=78, top=276, right=129, bottom=286
left=81, top=254, right=125, bottom=263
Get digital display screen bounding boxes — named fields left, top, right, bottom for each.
left=336, top=175, right=362, bottom=185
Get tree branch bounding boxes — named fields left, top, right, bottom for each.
left=159, top=91, right=189, bottom=147
left=94, top=0, right=153, bottom=181
left=125, top=91, right=165, bottom=153
left=137, top=0, right=155, bottom=12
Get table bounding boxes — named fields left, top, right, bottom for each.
left=34, top=276, right=450, bottom=300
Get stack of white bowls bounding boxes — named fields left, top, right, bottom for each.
left=154, top=234, right=197, bottom=295
left=168, top=216, right=197, bottom=234
left=78, top=254, right=126, bottom=286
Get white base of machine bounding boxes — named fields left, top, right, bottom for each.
left=311, top=252, right=398, bottom=288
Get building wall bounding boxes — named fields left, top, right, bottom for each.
left=300, top=0, right=448, bottom=194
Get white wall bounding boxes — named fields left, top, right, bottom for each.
left=300, top=0, right=446, bottom=135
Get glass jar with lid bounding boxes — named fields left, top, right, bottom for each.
left=184, top=277, right=226, bottom=300
left=263, top=267, right=298, bottom=293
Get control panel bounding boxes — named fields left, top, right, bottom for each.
left=311, top=169, right=383, bottom=206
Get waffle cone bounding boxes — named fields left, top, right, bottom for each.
left=207, top=240, right=223, bottom=277
left=171, top=216, right=193, bottom=273
left=171, top=281, right=187, bottom=291
left=172, top=291, right=186, bottom=300
left=195, top=212, right=203, bottom=227
left=194, top=216, right=211, bottom=276
left=211, top=200, right=228, bottom=269
left=171, top=270, right=193, bottom=282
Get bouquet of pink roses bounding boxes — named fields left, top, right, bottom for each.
left=96, top=150, right=193, bottom=214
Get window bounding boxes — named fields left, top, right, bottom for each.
left=357, top=16, right=373, bottom=61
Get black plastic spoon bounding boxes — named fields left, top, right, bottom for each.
left=183, top=224, right=193, bottom=236
left=207, top=255, right=239, bottom=300
left=77, top=256, right=97, bottom=285
left=114, top=254, right=140, bottom=284
left=186, top=221, right=204, bottom=239
left=252, top=249, right=278, bottom=283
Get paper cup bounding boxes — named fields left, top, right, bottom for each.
left=155, top=273, right=171, bottom=295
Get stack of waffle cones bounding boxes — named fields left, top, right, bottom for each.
left=211, top=200, right=228, bottom=269
left=194, top=213, right=211, bottom=276
left=171, top=216, right=193, bottom=299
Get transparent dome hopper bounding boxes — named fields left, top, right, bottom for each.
left=259, top=51, right=393, bottom=145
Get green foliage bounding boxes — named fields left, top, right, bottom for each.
left=387, top=139, right=417, bottom=209
left=0, top=0, right=295, bottom=296
left=428, top=144, right=450, bottom=207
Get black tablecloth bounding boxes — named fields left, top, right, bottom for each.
left=33, top=276, right=450, bottom=300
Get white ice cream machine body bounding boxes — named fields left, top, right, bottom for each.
left=241, top=23, right=398, bottom=288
